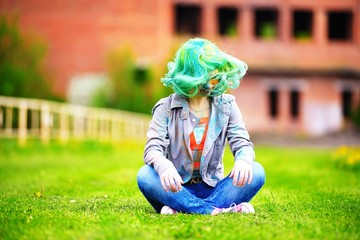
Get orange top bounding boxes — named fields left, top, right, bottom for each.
left=190, top=117, right=209, bottom=170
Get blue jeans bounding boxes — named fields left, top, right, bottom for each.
left=137, top=162, right=265, bottom=214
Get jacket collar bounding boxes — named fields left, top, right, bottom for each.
left=170, top=93, right=223, bottom=110
left=170, top=93, right=188, bottom=109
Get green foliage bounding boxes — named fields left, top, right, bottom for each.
left=0, top=140, right=359, bottom=239
left=260, top=23, right=277, bottom=40
left=0, top=16, right=57, bottom=100
left=294, top=31, right=311, bottom=41
left=225, top=23, right=237, bottom=37
left=332, top=145, right=360, bottom=170
left=92, top=47, right=172, bottom=114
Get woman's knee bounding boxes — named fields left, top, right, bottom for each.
left=137, top=164, right=159, bottom=189
left=137, top=165, right=153, bottom=185
left=252, top=161, right=266, bottom=187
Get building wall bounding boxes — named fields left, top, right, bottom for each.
left=234, top=76, right=360, bottom=136
left=0, top=0, right=171, bottom=95
left=1, top=0, right=360, bottom=135
left=172, top=0, right=360, bottom=70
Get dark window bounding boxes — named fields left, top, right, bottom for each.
left=218, top=7, right=238, bottom=36
left=255, top=8, right=279, bottom=40
left=269, top=89, right=279, bottom=118
left=175, top=5, right=202, bottom=35
left=293, top=10, right=313, bottom=40
left=290, top=89, right=300, bottom=119
left=342, top=90, right=353, bottom=119
left=328, top=11, right=353, bottom=41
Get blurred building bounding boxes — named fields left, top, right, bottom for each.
left=1, top=0, right=360, bottom=136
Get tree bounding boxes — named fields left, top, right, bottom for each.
left=92, top=46, right=172, bottom=114
left=0, top=16, right=57, bottom=100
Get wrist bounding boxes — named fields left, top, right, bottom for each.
left=235, top=159, right=252, bottom=165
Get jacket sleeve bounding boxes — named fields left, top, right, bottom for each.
left=143, top=98, right=176, bottom=175
left=226, top=98, right=255, bottom=164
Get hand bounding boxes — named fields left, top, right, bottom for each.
left=160, top=167, right=184, bottom=192
left=230, top=160, right=253, bottom=187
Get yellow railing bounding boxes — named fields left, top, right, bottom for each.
left=0, top=96, right=151, bottom=145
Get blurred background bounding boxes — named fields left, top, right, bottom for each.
left=1, top=2, right=360, bottom=239
left=0, top=0, right=360, bottom=145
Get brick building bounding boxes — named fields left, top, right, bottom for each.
left=1, top=0, right=360, bottom=136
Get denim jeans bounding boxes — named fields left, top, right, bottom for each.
left=137, top=162, right=265, bottom=214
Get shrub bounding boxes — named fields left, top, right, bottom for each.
left=0, top=16, right=59, bottom=100
left=332, top=145, right=360, bottom=170
left=92, top=46, right=172, bottom=114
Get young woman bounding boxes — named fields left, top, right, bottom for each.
left=137, top=38, right=265, bottom=215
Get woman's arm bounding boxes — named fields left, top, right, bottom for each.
left=144, top=100, right=173, bottom=175
left=227, top=99, right=255, bottom=187
left=143, top=100, right=183, bottom=192
left=226, top=99, right=255, bottom=163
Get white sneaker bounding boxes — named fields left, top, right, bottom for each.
left=160, top=205, right=178, bottom=215
left=237, top=202, right=255, bottom=213
left=213, top=202, right=255, bottom=215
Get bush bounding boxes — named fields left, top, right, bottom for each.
left=0, top=16, right=59, bottom=100
left=332, top=145, right=360, bottom=170
left=92, top=46, right=172, bottom=114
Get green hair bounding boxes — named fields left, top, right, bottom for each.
left=161, top=38, right=248, bottom=97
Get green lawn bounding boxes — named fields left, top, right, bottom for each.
left=0, top=140, right=359, bottom=240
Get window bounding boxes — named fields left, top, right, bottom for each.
left=175, top=4, right=202, bottom=35
left=328, top=11, right=353, bottom=41
left=290, top=89, right=300, bottom=119
left=342, top=89, right=353, bottom=119
left=293, top=10, right=313, bottom=40
left=218, top=7, right=238, bottom=37
left=269, top=89, right=279, bottom=118
left=255, top=8, right=279, bottom=40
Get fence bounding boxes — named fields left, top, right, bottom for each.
left=0, top=96, right=151, bottom=145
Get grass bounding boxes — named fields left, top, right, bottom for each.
left=0, top=139, right=359, bottom=240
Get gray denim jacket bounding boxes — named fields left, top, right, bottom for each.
left=143, top=93, right=255, bottom=187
